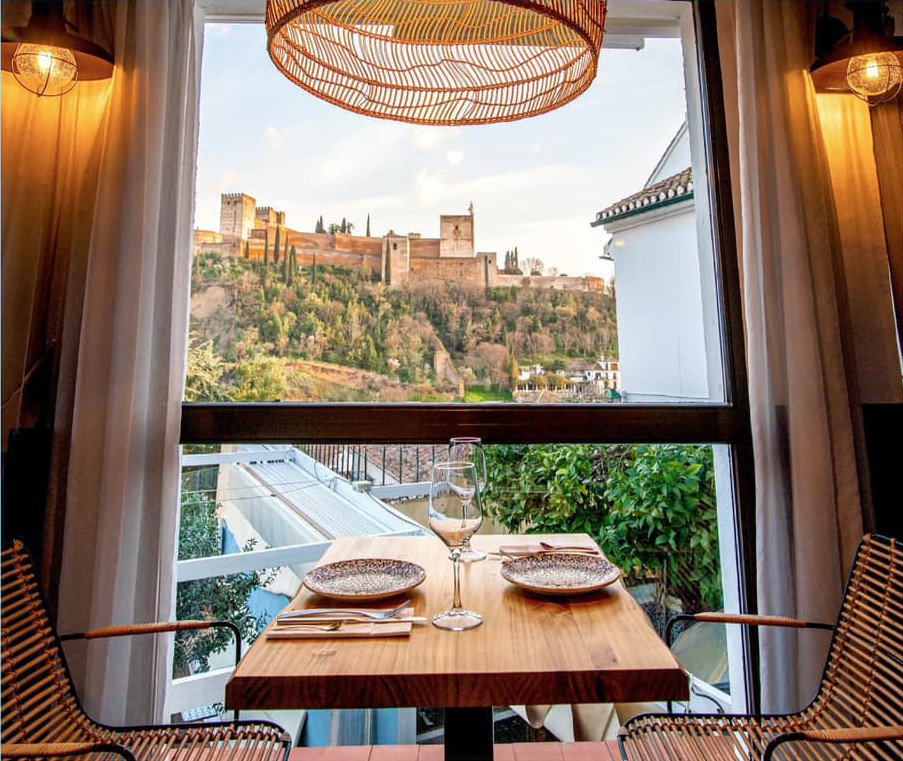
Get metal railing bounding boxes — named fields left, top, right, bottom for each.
left=301, top=443, right=442, bottom=485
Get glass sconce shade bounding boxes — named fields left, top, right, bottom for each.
left=12, top=43, right=78, bottom=96
left=846, top=52, right=902, bottom=103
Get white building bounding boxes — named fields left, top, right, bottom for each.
left=591, top=122, right=722, bottom=403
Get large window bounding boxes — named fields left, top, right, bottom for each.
left=174, top=0, right=753, bottom=739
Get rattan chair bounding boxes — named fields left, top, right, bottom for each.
left=1, top=539, right=292, bottom=760
left=619, top=533, right=903, bottom=760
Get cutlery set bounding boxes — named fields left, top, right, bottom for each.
left=269, top=601, right=423, bottom=636
left=489, top=543, right=601, bottom=560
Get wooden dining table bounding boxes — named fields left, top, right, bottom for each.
left=225, top=533, right=688, bottom=760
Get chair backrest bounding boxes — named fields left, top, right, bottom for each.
left=1, top=539, right=97, bottom=745
left=809, top=533, right=903, bottom=728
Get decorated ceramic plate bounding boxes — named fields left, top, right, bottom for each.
left=501, top=553, right=620, bottom=595
left=303, top=558, right=427, bottom=601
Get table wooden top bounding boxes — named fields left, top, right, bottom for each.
left=225, top=534, right=688, bottom=711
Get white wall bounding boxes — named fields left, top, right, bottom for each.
left=610, top=202, right=711, bottom=401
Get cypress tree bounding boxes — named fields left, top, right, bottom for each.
left=289, top=244, right=297, bottom=285
left=341, top=217, right=347, bottom=234
left=284, top=233, right=290, bottom=265
left=273, top=226, right=281, bottom=264
left=366, top=214, right=371, bottom=237
left=244, top=240, right=250, bottom=260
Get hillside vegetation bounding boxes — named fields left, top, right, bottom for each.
left=186, top=250, right=617, bottom=401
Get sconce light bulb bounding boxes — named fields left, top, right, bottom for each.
left=12, top=43, right=78, bottom=97
left=846, top=52, right=902, bottom=104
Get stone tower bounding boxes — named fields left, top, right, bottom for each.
left=439, top=208, right=475, bottom=259
left=220, top=193, right=257, bottom=242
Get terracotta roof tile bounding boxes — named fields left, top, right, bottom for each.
left=593, top=167, right=693, bottom=225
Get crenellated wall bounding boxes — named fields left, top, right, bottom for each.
left=197, top=194, right=605, bottom=292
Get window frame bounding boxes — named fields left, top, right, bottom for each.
left=181, top=0, right=758, bottom=711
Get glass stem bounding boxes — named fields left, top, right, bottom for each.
left=451, top=548, right=463, bottom=611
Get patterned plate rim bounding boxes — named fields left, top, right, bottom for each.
left=303, top=558, right=427, bottom=601
left=500, top=553, right=621, bottom=596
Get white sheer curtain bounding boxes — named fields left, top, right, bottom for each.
left=716, top=1, right=864, bottom=712
left=816, top=95, right=901, bottom=406
left=57, top=0, right=203, bottom=725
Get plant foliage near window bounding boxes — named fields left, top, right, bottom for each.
left=174, top=472, right=273, bottom=678
left=484, top=444, right=722, bottom=613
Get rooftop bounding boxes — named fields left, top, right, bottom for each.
left=591, top=167, right=693, bottom=226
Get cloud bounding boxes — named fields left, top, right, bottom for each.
left=264, top=126, right=286, bottom=151
left=446, top=149, right=464, bottom=165
left=411, top=125, right=457, bottom=151
left=413, top=169, right=445, bottom=206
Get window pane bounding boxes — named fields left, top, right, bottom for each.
left=188, top=2, right=725, bottom=405
left=177, top=440, right=738, bottom=707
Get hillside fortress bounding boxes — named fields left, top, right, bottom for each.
left=194, top=193, right=608, bottom=293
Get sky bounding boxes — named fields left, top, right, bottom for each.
left=195, top=23, right=688, bottom=278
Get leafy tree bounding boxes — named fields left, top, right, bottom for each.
left=603, top=445, right=721, bottom=611
left=174, top=482, right=272, bottom=677
left=184, top=340, right=233, bottom=401
left=523, top=256, right=544, bottom=276
left=484, top=444, right=721, bottom=614
left=233, top=355, right=286, bottom=400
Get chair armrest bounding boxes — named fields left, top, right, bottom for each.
left=60, top=620, right=241, bottom=663
left=60, top=619, right=235, bottom=641
left=59, top=620, right=243, bottom=721
left=666, top=612, right=833, bottom=647
left=2, top=742, right=136, bottom=760
left=762, top=726, right=903, bottom=761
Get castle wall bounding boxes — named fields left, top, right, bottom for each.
left=409, top=238, right=441, bottom=258
left=439, top=214, right=474, bottom=258
left=210, top=195, right=604, bottom=294
left=220, top=193, right=256, bottom=241
left=494, top=274, right=603, bottom=292
left=195, top=240, right=240, bottom=257
left=408, top=256, right=488, bottom=288
left=246, top=228, right=384, bottom=273
left=194, top=229, right=223, bottom=244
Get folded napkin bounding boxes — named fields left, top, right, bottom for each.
left=266, top=620, right=412, bottom=639
left=266, top=605, right=416, bottom=639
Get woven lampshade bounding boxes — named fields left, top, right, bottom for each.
left=266, top=0, right=607, bottom=125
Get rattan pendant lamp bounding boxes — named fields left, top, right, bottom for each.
left=266, top=1, right=607, bottom=125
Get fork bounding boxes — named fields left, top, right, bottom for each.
left=278, top=617, right=428, bottom=628
left=539, top=542, right=600, bottom=553
left=278, top=600, right=410, bottom=621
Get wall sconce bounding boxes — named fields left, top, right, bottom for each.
left=810, top=1, right=903, bottom=105
left=1, top=1, right=113, bottom=96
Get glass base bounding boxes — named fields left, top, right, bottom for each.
left=432, top=609, right=483, bottom=631
left=458, top=546, right=487, bottom=563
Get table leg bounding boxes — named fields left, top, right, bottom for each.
left=444, top=707, right=493, bottom=760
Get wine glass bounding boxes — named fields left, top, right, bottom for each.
left=428, top=461, right=484, bottom=630
left=448, top=437, right=488, bottom=562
